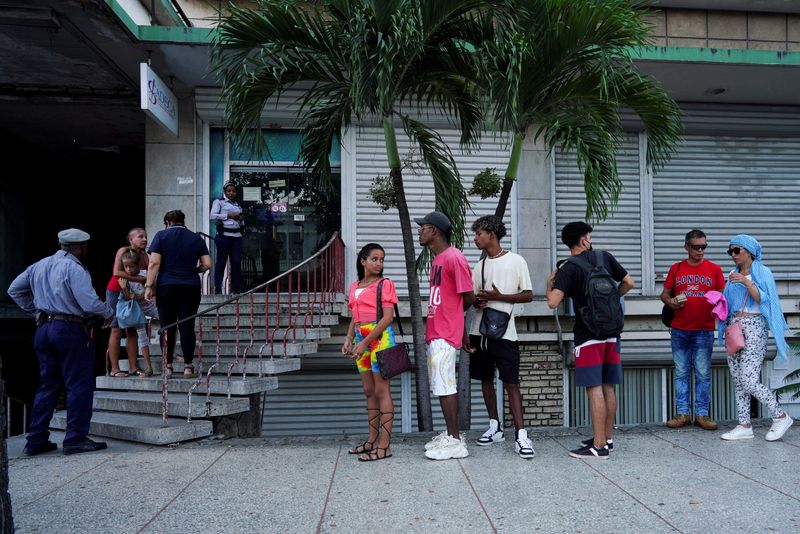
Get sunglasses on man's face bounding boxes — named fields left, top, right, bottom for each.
left=727, top=247, right=742, bottom=256
left=687, top=244, right=707, bottom=251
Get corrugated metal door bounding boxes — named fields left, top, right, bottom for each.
left=653, top=136, right=800, bottom=279
left=354, top=127, right=512, bottom=296
left=554, top=136, right=643, bottom=292
left=261, top=341, right=491, bottom=436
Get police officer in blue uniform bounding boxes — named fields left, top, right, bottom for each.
left=8, top=228, right=113, bottom=456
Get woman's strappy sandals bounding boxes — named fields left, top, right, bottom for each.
left=359, top=412, right=394, bottom=462
left=349, top=408, right=380, bottom=455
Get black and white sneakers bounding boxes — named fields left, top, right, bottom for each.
left=569, top=443, right=609, bottom=459
left=476, top=419, right=505, bottom=446
left=515, top=429, right=535, bottom=459
left=578, top=437, right=613, bottom=452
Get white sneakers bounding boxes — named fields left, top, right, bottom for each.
left=476, top=419, right=505, bottom=446
left=424, top=431, right=464, bottom=451
left=515, top=429, right=535, bottom=459
left=424, top=434, right=469, bottom=460
left=766, top=415, right=794, bottom=441
left=721, top=416, right=795, bottom=441
left=424, top=431, right=449, bottom=451
left=721, top=425, right=754, bottom=440
left=425, top=419, right=537, bottom=460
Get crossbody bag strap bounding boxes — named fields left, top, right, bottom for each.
left=376, top=278, right=404, bottom=336
left=481, top=258, right=487, bottom=290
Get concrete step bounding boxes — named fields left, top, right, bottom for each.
left=96, top=375, right=279, bottom=395
left=199, top=301, right=341, bottom=316
left=148, top=340, right=317, bottom=358
left=197, top=327, right=330, bottom=342
left=93, top=391, right=250, bottom=418
left=201, top=292, right=345, bottom=305
left=198, top=314, right=339, bottom=328
left=151, top=357, right=302, bottom=376
left=195, top=340, right=317, bottom=357
left=51, top=410, right=213, bottom=445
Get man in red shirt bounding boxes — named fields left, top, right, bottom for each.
left=416, top=212, right=475, bottom=460
left=661, top=229, right=726, bottom=430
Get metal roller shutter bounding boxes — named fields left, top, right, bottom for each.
left=653, top=136, right=800, bottom=280
left=354, top=127, right=512, bottom=296
left=261, top=341, right=490, bottom=436
left=554, top=136, right=643, bottom=292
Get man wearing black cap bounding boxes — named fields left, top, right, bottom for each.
left=415, top=211, right=475, bottom=460
left=8, top=228, right=113, bottom=456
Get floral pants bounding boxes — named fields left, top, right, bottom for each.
left=726, top=315, right=784, bottom=424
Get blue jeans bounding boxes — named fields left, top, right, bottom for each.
left=671, top=329, right=714, bottom=416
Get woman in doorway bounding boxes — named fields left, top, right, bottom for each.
left=341, top=243, right=398, bottom=461
left=720, top=234, right=794, bottom=442
left=210, top=182, right=244, bottom=294
left=144, top=210, right=212, bottom=379
left=106, top=227, right=150, bottom=377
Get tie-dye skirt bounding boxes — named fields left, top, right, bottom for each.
left=353, top=322, right=397, bottom=373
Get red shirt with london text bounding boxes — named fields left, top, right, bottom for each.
left=425, top=247, right=473, bottom=348
left=664, top=259, right=726, bottom=331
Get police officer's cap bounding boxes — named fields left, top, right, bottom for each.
left=58, top=228, right=91, bottom=245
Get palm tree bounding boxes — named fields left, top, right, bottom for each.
left=479, top=0, right=682, bottom=220
left=211, top=0, right=496, bottom=431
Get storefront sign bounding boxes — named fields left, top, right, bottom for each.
left=243, top=187, right=261, bottom=201
left=140, top=63, right=178, bottom=136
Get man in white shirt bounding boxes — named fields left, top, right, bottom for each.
left=464, top=216, right=535, bottom=459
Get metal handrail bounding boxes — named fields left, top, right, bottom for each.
left=158, top=231, right=344, bottom=334
left=153, top=231, right=345, bottom=427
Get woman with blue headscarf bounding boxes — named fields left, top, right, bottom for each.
left=719, top=234, right=794, bottom=442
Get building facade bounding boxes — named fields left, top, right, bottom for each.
left=5, top=1, right=799, bottom=435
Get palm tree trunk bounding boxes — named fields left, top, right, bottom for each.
left=384, top=116, right=433, bottom=431
left=458, top=308, right=475, bottom=430
left=493, top=133, right=524, bottom=220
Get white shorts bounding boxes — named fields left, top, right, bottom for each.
left=427, top=338, right=458, bottom=397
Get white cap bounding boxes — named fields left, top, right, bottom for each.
left=57, top=228, right=91, bottom=244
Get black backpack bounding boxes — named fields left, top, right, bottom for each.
left=567, top=252, right=624, bottom=339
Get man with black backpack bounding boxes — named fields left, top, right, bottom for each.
left=546, top=221, right=634, bottom=459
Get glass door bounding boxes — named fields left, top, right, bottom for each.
left=227, top=166, right=341, bottom=289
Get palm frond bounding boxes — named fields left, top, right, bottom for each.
left=400, top=114, right=469, bottom=249
left=478, top=0, right=681, bottom=221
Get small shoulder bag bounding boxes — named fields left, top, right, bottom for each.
left=725, top=290, right=750, bottom=357
left=478, top=258, right=511, bottom=340
left=374, top=279, right=411, bottom=379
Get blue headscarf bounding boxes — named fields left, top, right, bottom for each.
left=719, top=234, right=794, bottom=363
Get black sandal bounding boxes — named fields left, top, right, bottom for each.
left=359, top=412, right=394, bottom=462
left=349, top=408, right=380, bottom=455
left=183, top=364, right=196, bottom=378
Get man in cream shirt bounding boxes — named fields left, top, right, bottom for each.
left=464, top=216, right=534, bottom=459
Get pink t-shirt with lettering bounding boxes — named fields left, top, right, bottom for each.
left=426, top=247, right=473, bottom=348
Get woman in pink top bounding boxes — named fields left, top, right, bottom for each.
left=341, top=243, right=399, bottom=462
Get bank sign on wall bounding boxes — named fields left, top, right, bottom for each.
left=140, top=63, right=178, bottom=136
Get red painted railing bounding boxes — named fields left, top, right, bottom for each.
left=156, top=232, right=345, bottom=427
